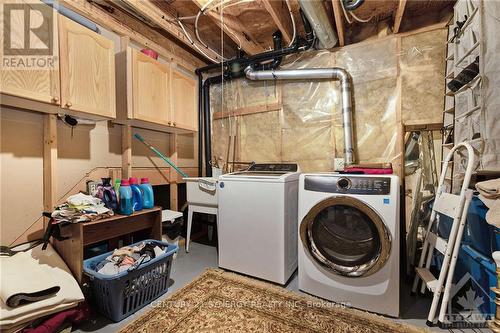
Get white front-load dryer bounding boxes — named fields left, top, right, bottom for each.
left=298, top=173, right=400, bottom=317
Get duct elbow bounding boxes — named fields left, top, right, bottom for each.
left=331, top=68, right=351, bottom=86
left=244, top=66, right=256, bottom=80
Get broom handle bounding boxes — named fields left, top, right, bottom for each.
left=134, top=133, right=188, bottom=178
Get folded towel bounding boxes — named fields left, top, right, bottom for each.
left=476, top=178, right=500, bottom=199
left=66, top=193, right=101, bottom=206
left=0, top=244, right=84, bottom=332
left=0, top=252, right=60, bottom=307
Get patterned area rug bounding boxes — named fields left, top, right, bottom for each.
left=120, top=269, right=426, bottom=333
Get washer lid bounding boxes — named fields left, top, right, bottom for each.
left=229, top=171, right=288, bottom=177
left=220, top=163, right=300, bottom=182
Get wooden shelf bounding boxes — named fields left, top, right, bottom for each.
left=53, top=207, right=162, bottom=283
left=113, top=118, right=197, bottom=134
left=404, top=122, right=443, bottom=132
left=1, top=93, right=114, bottom=122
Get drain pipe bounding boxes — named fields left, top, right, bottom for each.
left=244, top=66, right=355, bottom=166
left=197, top=74, right=204, bottom=176
left=195, top=10, right=316, bottom=176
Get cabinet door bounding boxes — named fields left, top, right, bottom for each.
left=132, top=49, right=170, bottom=124
left=172, top=68, right=197, bottom=131
left=0, top=2, right=60, bottom=104
left=59, top=15, right=116, bottom=117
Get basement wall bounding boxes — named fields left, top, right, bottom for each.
left=211, top=28, right=447, bottom=173
left=0, top=24, right=199, bottom=247
left=0, top=107, right=197, bottom=246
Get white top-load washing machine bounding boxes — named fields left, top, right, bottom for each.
left=298, top=173, right=400, bottom=317
left=218, top=163, right=301, bottom=284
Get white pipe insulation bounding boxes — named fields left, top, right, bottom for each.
left=298, top=0, right=338, bottom=49
left=244, top=66, right=355, bottom=166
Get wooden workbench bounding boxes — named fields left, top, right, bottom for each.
left=53, top=207, right=162, bottom=283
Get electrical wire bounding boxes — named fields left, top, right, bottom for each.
left=177, top=18, right=220, bottom=62
left=285, top=0, right=296, bottom=47
left=222, top=21, right=243, bottom=51
left=194, top=0, right=242, bottom=57
left=340, top=0, right=373, bottom=24
left=177, top=15, right=198, bottom=21
left=193, top=0, right=229, bottom=61
left=195, top=0, right=215, bottom=49
left=349, top=10, right=373, bottom=23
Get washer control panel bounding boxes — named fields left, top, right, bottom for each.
left=248, top=163, right=298, bottom=172
left=305, top=175, right=391, bottom=195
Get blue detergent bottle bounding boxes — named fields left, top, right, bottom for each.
left=140, top=177, right=154, bottom=209
left=129, top=177, right=143, bottom=211
left=119, top=179, right=133, bottom=215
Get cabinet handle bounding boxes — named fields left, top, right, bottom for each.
left=51, top=96, right=59, bottom=104
left=65, top=102, right=72, bottom=108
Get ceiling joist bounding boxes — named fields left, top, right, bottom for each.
left=59, top=0, right=206, bottom=69
left=194, top=2, right=265, bottom=55
left=261, top=0, right=293, bottom=44
left=393, top=0, right=407, bottom=34
left=120, top=0, right=222, bottom=62
left=331, top=0, right=345, bottom=46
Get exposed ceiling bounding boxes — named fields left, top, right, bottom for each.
left=98, top=0, right=455, bottom=63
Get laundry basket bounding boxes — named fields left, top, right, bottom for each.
left=83, top=239, right=178, bottom=322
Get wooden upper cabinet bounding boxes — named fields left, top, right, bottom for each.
left=114, top=46, right=197, bottom=133
left=131, top=49, right=171, bottom=124
left=58, top=15, right=116, bottom=118
left=0, top=1, right=60, bottom=104
left=171, top=68, right=198, bottom=131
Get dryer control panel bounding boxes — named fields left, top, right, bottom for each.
left=304, top=175, right=391, bottom=195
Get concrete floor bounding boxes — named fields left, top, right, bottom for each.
left=76, top=242, right=485, bottom=333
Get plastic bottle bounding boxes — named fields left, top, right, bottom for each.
left=139, top=177, right=155, bottom=209
left=118, top=179, right=133, bottom=215
left=129, top=177, right=143, bottom=212
left=114, top=179, right=121, bottom=201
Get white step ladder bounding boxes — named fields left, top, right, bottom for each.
left=411, top=141, right=475, bottom=328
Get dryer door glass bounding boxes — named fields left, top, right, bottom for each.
left=311, top=205, right=380, bottom=267
left=300, top=197, right=391, bottom=277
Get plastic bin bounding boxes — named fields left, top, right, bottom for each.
left=461, top=245, right=496, bottom=315
left=83, top=240, right=178, bottom=322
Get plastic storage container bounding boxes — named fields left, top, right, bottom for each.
left=129, top=177, right=143, bottom=212
left=140, top=178, right=154, bottom=209
left=432, top=195, right=496, bottom=316
left=83, top=240, right=178, bottom=322
left=461, top=245, right=496, bottom=315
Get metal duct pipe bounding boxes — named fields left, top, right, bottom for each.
left=299, top=0, right=338, bottom=49
left=244, top=66, right=355, bottom=166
